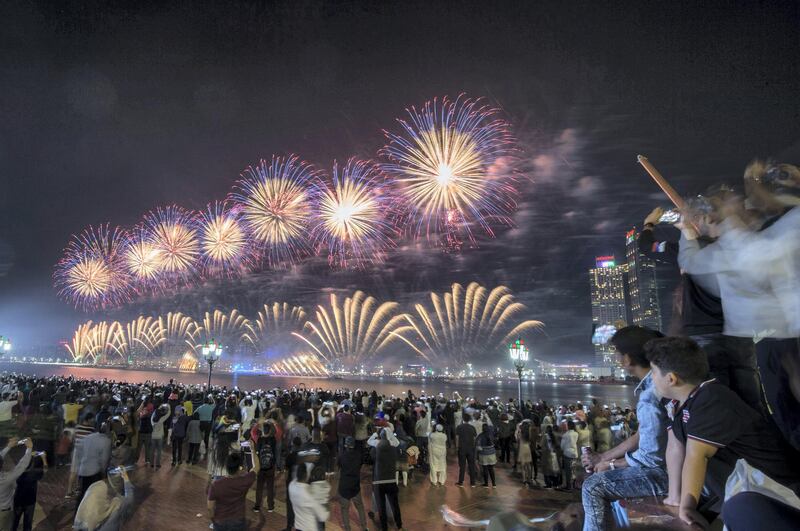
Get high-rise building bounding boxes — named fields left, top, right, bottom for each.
left=589, top=255, right=628, bottom=369
left=625, top=228, right=662, bottom=331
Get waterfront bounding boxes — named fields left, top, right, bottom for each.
left=0, top=362, right=636, bottom=405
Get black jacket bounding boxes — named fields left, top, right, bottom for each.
left=372, top=440, right=397, bottom=484
left=337, top=448, right=362, bottom=498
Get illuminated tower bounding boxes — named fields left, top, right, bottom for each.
left=589, top=256, right=628, bottom=368
left=625, top=228, right=662, bottom=331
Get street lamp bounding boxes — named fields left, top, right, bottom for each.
left=508, top=338, right=529, bottom=407
left=202, top=339, right=222, bottom=390
left=0, top=336, right=11, bottom=354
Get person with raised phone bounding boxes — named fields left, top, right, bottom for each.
left=646, top=336, right=800, bottom=530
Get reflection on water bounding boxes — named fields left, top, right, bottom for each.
left=1, top=363, right=637, bottom=406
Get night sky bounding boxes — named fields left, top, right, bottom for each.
left=1, top=1, right=799, bottom=363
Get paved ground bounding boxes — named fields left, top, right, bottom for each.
left=27, top=451, right=691, bottom=530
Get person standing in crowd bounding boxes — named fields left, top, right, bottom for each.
left=455, top=413, right=477, bottom=487
left=414, top=409, right=430, bottom=471
left=497, top=413, right=513, bottom=465
left=289, top=463, right=329, bottom=531
left=476, top=423, right=497, bottom=489
left=581, top=326, right=670, bottom=531
left=186, top=412, right=202, bottom=465
left=207, top=452, right=256, bottom=531
left=284, top=437, right=302, bottom=531
left=336, top=404, right=355, bottom=452
left=540, top=426, right=561, bottom=488
left=560, top=421, right=578, bottom=490
left=73, top=467, right=135, bottom=531
left=372, top=429, right=403, bottom=531
left=0, top=438, right=32, bottom=530
left=338, top=436, right=367, bottom=531
left=516, top=419, right=534, bottom=487
left=195, top=397, right=215, bottom=458
left=73, top=424, right=111, bottom=508
left=170, top=406, right=189, bottom=466
left=136, top=398, right=153, bottom=467
left=149, top=403, right=170, bottom=469
left=427, top=424, right=447, bottom=486
left=13, top=452, right=45, bottom=531
left=646, top=337, right=800, bottom=530
left=253, top=424, right=276, bottom=513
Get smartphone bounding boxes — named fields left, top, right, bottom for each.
left=659, top=209, right=680, bottom=224
left=17, top=438, right=28, bottom=445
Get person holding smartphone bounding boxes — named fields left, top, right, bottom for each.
left=0, top=437, right=32, bottom=530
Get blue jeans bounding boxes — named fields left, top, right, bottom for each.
left=582, top=465, right=668, bottom=531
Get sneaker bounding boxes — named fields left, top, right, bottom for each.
left=483, top=484, right=489, bottom=489
left=492, top=485, right=497, bottom=489
left=470, top=484, right=476, bottom=488
left=253, top=506, right=260, bottom=513
left=267, top=508, right=274, bottom=513
left=455, top=482, right=464, bottom=487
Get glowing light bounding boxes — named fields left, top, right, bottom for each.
left=395, top=282, right=542, bottom=365
left=381, top=95, right=519, bottom=242
left=123, top=231, right=163, bottom=283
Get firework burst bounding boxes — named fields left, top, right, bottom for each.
left=313, top=158, right=395, bottom=267
left=232, top=155, right=319, bottom=266
left=243, top=302, right=307, bottom=356
left=381, top=95, right=519, bottom=243
left=395, top=282, right=542, bottom=365
left=198, top=202, right=248, bottom=275
left=123, top=227, right=164, bottom=288
left=65, top=320, right=127, bottom=364
left=142, top=206, right=200, bottom=280
left=124, top=316, right=166, bottom=359
left=295, top=291, right=407, bottom=367
left=54, top=225, right=131, bottom=310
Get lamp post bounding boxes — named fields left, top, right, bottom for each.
left=202, top=339, right=222, bottom=390
left=508, top=338, right=529, bottom=407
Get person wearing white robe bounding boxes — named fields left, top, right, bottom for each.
left=428, top=424, right=448, bottom=486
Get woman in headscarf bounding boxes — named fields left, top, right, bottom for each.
left=73, top=468, right=134, bottom=531
left=427, top=423, right=448, bottom=486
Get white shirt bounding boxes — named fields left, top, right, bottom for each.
left=289, top=480, right=329, bottom=531
left=560, top=430, right=579, bottom=459
left=0, top=401, right=15, bottom=422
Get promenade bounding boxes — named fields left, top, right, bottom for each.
left=22, top=449, right=691, bottom=530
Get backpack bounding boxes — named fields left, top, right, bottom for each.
left=258, top=441, right=274, bottom=470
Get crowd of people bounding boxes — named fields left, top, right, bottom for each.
left=0, top=159, right=798, bottom=530
left=0, top=369, right=641, bottom=531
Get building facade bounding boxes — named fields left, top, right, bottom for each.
left=589, top=255, right=628, bottom=370
left=625, top=228, right=662, bottom=331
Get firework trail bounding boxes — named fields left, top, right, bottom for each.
left=232, top=155, right=320, bottom=266
left=381, top=95, right=519, bottom=245
left=313, top=158, right=395, bottom=267
left=142, top=206, right=200, bottom=281
left=198, top=202, right=248, bottom=275
left=270, top=353, right=328, bottom=377
left=65, top=320, right=127, bottom=364
left=54, top=225, right=131, bottom=311
left=196, top=309, right=249, bottom=352
left=124, top=316, right=166, bottom=359
left=157, top=312, right=200, bottom=357
left=295, top=290, right=407, bottom=367
left=243, top=302, right=307, bottom=355
left=395, top=282, right=542, bottom=365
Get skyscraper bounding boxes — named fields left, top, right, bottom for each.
left=589, top=255, right=628, bottom=368
left=625, top=228, right=662, bottom=331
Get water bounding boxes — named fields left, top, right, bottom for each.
left=1, top=362, right=637, bottom=406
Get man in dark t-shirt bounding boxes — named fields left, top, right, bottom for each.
left=646, top=337, right=800, bottom=529
left=207, top=452, right=255, bottom=531
left=455, top=414, right=478, bottom=486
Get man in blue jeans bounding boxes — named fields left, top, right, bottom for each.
left=581, top=326, right=670, bottom=531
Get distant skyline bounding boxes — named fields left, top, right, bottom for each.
left=2, top=1, right=799, bottom=363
